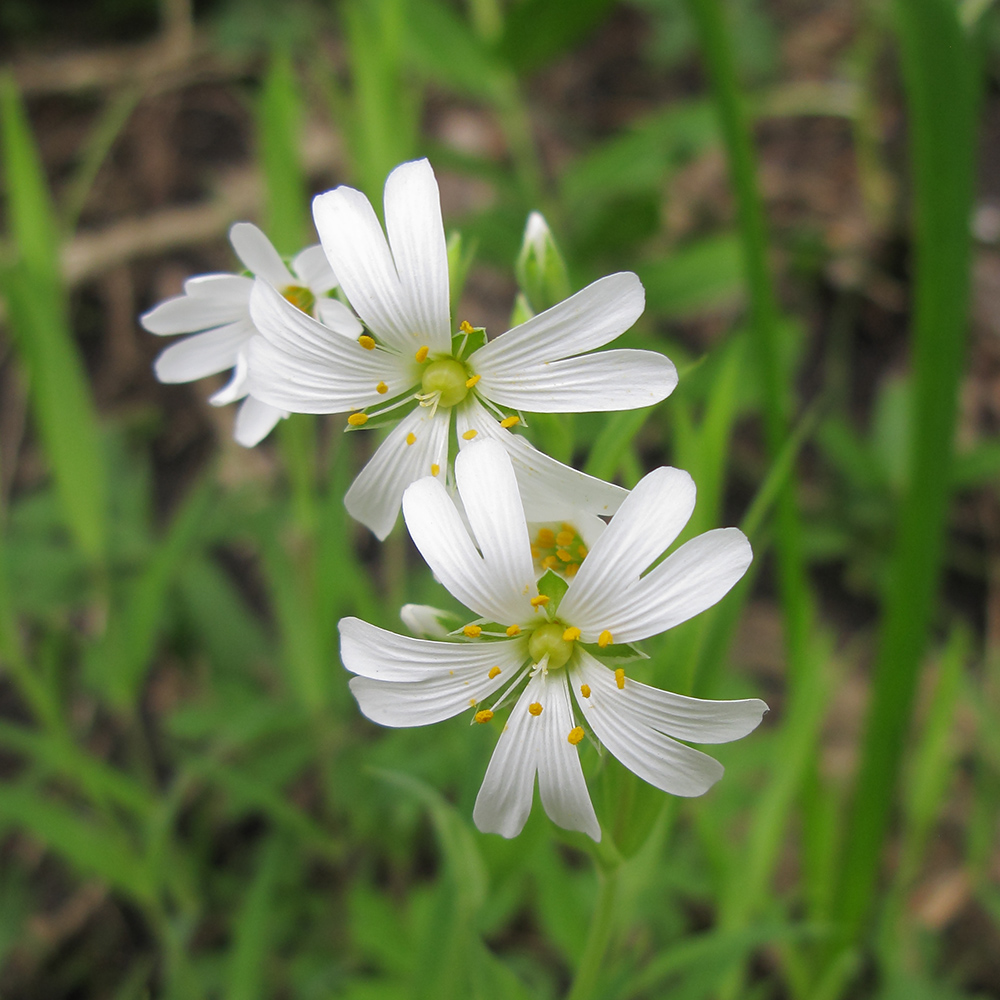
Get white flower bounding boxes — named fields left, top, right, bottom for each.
left=246, top=158, right=678, bottom=538
left=140, top=222, right=361, bottom=446
left=340, top=440, right=767, bottom=841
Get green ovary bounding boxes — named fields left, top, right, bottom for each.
left=528, top=623, right=575, bottom=669
left=421, top=359, right=470, bottom=408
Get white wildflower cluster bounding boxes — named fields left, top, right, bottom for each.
left=143, top=158, right=767, bottom=841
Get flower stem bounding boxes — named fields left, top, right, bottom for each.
left=566, top=861, right=619, bottom=1000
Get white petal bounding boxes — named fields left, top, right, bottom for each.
left=469, top=272, right=645, bottom=373
left=152, top=320, right=251, bottom=383
left=346, top=407, right=450, bottom=541
left=456, top=396, right=627, bottom=523
left=605, top=528, right=753, bottom=643
left=573, top=650, right=726, bottom=797
left=473, top=675, right=545, bottom=839
left=534, top=672, right=600, bottom=840
left=454, top=440, right=536, bottom=615
left=233, top=395, right=285, bottom=447
left=477, top=349, right=677, bottom=413
left=558, top=466, right=696, bottom=633
left=383, top=159, right=452, bottom=353
left=209, top=351, right=249, bottom=405
left=184, top=273, right=253, bottom=304
left=399, top=604, right=459, bottom=639
left=247, top=279, right=413, bottom=413
left=315, top=297, right=364, bottom=337
left=292, top=244, right=339, bottom=293
left=403, top=460, right=532, bottom=625
left=229, top=222, right=291, bottom=287
left=342, top=617, right=525, bottom=725
left=575, top=652, right=766, bottom=745
left=140, top=284, right=248, bottom=335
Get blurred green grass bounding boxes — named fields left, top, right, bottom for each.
left=1, top=0, right=999, bottom=998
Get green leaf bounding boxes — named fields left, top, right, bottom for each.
left=637, top=234, right=744, bottom=318
left=497, top=0, right=616, bottom=74
left=447, top=230, right=477, bottom=317
left=536, top=569, right=569, bottom=614
left=584, top=407, right=655, bottom=481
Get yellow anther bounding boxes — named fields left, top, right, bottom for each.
left=348, top=412, right=368, bottom=426
left=568, top=726, right=585, bottom=746
left=376, top=381, right=388, bottom=394
left=463, top=625, right=482, bottom=638
left=475, top=709, right=494, bottom=724
left=530, top=545, right=540, bottom=559
left=598, top=630, right=613, bottom=648
left=578, top=545, right=588, bottom=558
left=542, top=555, right=559, bottom=571
left=431, top=463, right=440, bottom=476
left=506, top=624, right=521, bottom=637
left=460, top=320, right=475, bottom=334
left=358, top=334, right=376, bottom=350
left=406, top=432, right=416, bottom=446
left=488, top=666, right=501, bottom=679
left=565, top=563, right=579, bottom=577
left=528, top=702, right=543, bottom=717
left=415, top=345, right=429, bottom=363
left=562, top=627, right=581, bottom=642
left=536, top=528, right=555, bottom=548
left=556, top=548, right=573, bottom=562
left=556, top=530, right=574, bottom=547
left=530, top=595, right=549, bottom=609
left=465, top=374, right=481, bottom=388
left=580, top=684, right=591, bottom=698
left=615, top=668, right=625, bottom=690
left=462, top=429, right=478, bottom=440
left=469, top=698, right=477, bottom=706
left=500, top=415, right=520, bottom=428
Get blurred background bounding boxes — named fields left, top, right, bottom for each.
left=1, top=0, right=998, bottom=997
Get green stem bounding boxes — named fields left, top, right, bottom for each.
left=566, top=861, right=619, bottom=1000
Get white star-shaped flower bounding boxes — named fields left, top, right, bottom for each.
left=141, top=222, right=362, bottom=446
left=246, top=158, right=678, bottom=538
left=340, top=439, right=767, bottom=841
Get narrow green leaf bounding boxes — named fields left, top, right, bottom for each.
left=497, top=0, right=616, bottom=74
left=637, top=234, right=744, bottom=318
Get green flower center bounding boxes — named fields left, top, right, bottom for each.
left=420, top=359, right=470, bottom=408
left=282, top=285, right=316, bottom=315
left=528, top=622, right=575, bottom=670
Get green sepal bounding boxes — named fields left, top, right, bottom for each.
left=580, top=641, right=649, bottom=664
left=509, top=291, right=534, bottom=328
left=536, top=569, right=568, bottom=615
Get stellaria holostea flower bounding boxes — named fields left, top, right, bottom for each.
left=246, top=158, right=678, bottom=538
left=141, top=222, right=361, bottom=446
left=340, top=440, right=767, bottom=841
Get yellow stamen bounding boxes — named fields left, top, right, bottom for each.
left=578, top=545, right=588, bottom=558
left=530, top=545, right=540, bottom=559
left=465, top=374, right=481, bottom=388
left=541, top=555, right=559, bottom=571
left=580, top=684, right=591, bottom=698
left=358, top=334, right=376, bottom=350
left=536, top=528, right=555, bottom=548
left=460, top=320, right=475, bottom=334
left=469, top=698, right=477, bottom=706
left=462, top=429, right=478, bottom=440
left=615, top=668, right=625, bottom=690
left=598, top=630, right=613, bottom=648
left=475, top=709, right=493, bottom=724
left=565, top=563, right=579, bottom=577
left=556, top=548, right=573, bottom=562
left=431, top=463, right=440, bottom=476
left=415, top=345, right=429, bottom=363
left=406, top=432, right=417, bottom=446
left=567, top=726, right=585, bottom=746
left=376, top=381, right=388, bottom=394
left=556, top=530, right=574, bottom=547
left=562, top=627, right=581, bottom=642
left=500, top=415, right=520, bottom=429
left=348, top=412, right=368, bottom=426
left=505, top=624, right=521, bottom=637
left=463, top=625, right=482, bottom=638
left=530, top=595, right=549, bottom=609
left=528, top=702, right=543, bottom=716
left=488, top=666, right=501, bottom=679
